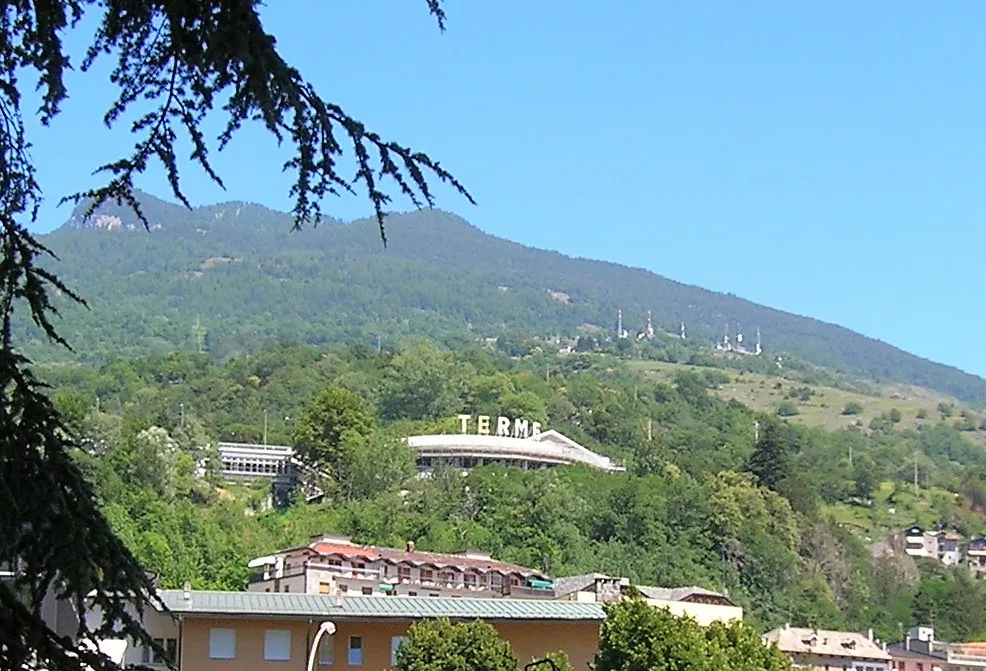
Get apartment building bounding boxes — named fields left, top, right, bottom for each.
left=763, top=625, right=892, bottom=671
left=551, top=573, right=743, bottom=625
left=891, top=626, right=986, bottom=671
left=889, top=627, right=946, bottom=671
left=87, top=590, right=605, bottom=671
left=247, top=535, right=554, bottom=599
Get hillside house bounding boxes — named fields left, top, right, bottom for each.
left=763, top=624, right=892, bottom=671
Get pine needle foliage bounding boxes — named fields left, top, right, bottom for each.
left=0, top=1, right=470, bottom=670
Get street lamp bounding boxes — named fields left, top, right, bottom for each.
left=306, top=621, right=336, bottom=671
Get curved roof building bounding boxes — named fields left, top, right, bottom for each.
left=407, top=429, right=625, bottom=473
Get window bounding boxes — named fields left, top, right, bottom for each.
left=209, top=628, right=236, bottom=660
left=390, top=637, right=409, bottom=667
left=408, top=591, right=418, bottom=597
left=142, top=637, right=178, bottom=665
left=398, top=565, right=411, bottom=581
left=361, top=587, right=373, bottom=595
left=284, top=585, right=290, bottom=592
left=264, top=630, right=291, bottom=661
left=420, top=569, right=433, bottom=581
left=464, top=573, right=477, bottom=587
left=348, top=636, right=363, bottom=666
left=490, top=573, right=502, bottom=587
left=319, top=582, right=331, bottom=594
left=318, top=633, right=335, bottom=666
left=339, top=584, right=348, bottom=593
left=440, top=571, right=455, bottom=584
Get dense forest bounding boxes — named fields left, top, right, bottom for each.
left=22, top=191, right=986, bottom=402
left=43, top=340, right=986, bottom=642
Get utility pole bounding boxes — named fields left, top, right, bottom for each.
left=647, top=418, right=653, bottom=442
left=376, top=334, right=382, bottom=353
left=180, top=403, right=185, bottom=429
left=848, top=441, right=853, bottom=468
left=95, top=396, right=100, bottom=414
left=754, top=420, right=760, bottom=442
left=263, top=409, right=269, bottom=445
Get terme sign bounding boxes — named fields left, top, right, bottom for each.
left=457, top=413, right=543, bottom=439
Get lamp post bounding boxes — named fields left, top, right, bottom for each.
left=307, top=621, right=336, bottom=671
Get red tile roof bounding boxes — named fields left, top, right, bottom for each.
left=306, top=542, right=543, bottom=577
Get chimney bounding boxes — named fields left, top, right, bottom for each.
left=784, top=623, right=791, bottom=630
left=869, top=629, right=874, bottom=642
left=182, top=581, right=191, bottom=602
left=906, top=634, right=911, bottom=651
left=406, top=541, right=415, bottom=553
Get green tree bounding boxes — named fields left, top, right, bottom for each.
left=842, top=402, right=863, bottom=416
left=528, top=652, right=575, bottom=671
left=938, top=402, right=954, bottom=418
left=852, top=454, right=878, bottom=501
left=396, top=618, right=518, bottom=671
left=596, top=599, right=792, bottom=671
left=342, top=433, right=416, bottom=501
left=380, top=341, right=471, bottom=421
left=888, top=408, right=902, bottom=424
left=746, top=421, right=795, bottom=491
left=293, top=386, right=375, bottom=474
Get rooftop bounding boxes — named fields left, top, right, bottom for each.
left=887, top=644, right=946, bottom=662
left=551, top=573, right=617, bottom=600
left=763, top=626, right=891, bottom=662
left=276, top=535, right=546, bottom=578
left=635, top=585, right=736, bottom=606
left=158, top=591, right=605, bottom=621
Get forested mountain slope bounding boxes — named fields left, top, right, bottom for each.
left=25, top=191, right=986, bottom=402
left=45, top=343, right=986, bottom=639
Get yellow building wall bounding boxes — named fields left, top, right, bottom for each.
left=179, top=617, right=601, bottom=671
left=642, top=599, right=743, bottom=626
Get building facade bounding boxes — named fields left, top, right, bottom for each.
left=551, top=573, right=743, bottom=625
left=247, top=535, right=554, bottom=599
left=407, top=428, right=625, bottom=473
left=763, top=625, right=892, bottom=671
left=88, top=590, right=605, bottom=671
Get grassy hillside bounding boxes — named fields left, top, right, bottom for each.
left=630, top=359, right=986, bottom=446
left=21, top=191, right=986, bottom=403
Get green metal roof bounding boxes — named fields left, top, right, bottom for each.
left=158, top=590, right=605, bottom=621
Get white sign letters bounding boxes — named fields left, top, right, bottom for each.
left=457, top=413, right=542, bottom=439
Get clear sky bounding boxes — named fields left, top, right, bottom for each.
left=22, top=2, right=986, bottom=377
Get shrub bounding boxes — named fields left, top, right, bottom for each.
left=842, top=402, right=863, bottom=416
left=777, top=402, right=799, bottom=417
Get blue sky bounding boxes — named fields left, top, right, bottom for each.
left=22, top=2, right=986, bottom=377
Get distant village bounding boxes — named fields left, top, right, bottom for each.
left=871, top=525, right=986, bottom=576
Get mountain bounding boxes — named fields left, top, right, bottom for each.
left=22, top=191, right=986, bottom=402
